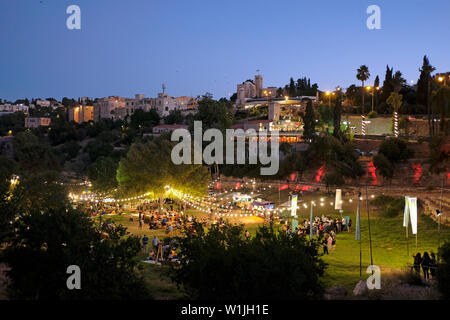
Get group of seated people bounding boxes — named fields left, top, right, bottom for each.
left=131, top=205, right=205, bottom=234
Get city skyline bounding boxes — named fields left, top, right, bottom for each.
left=1, top=0, right=449, bottom=101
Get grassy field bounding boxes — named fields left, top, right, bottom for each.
left=94, top=191, right=450, bottom=297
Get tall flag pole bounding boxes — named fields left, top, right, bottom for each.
left=356, top=191, right=362, bottom=277
left=309, top=201, right=314, bottom=240
left=365, top=185, right=374, bottom=272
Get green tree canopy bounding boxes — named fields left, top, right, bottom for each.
left=88, top=156, right=119, bottom=193
left=191, top=98, right=233, bottom=132
left=116, top=138, right=209, bottom=198
left=0, top=193, right=151, bottom=299
left=13, top=131, right=60, bottom=173
left=170, top=223, right=326, bottom=300
left=302, top=100, right=316, bottom=141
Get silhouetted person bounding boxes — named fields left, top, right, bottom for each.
left=413, top=253, right=422, bottom=275
left=422, top=252, right=431, bottom=281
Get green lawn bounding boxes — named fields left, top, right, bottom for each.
left=93, top=192, right=450, bottom=297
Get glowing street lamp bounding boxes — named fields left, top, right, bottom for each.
left=325, top=91, right=331, bottom=107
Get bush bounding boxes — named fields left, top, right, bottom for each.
left=0, top=181, right=152, bottom=299
left=437, top=242, right=450, bottom=299
left=170, top=223, right=326, bottom=300
left=367, top=110, right=378, bottom=118
left=373, top=153, right=394, bottom=180
left=61, top=140, right=81, bottom=160
left=378, top=138, right=414, bottom=162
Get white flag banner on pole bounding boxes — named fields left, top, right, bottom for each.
left=403, top=196, right=410, bottom=227
left=403, top=196, right=417, bottom=235
left=335, top=189, right=342, bottom=210
left=409, top=197, right=417, bottom=235
left=291, top=194, right=298, bottom=217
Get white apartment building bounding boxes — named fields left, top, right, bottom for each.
left=93, top=93, right=198, bottom=121
left=25, top=117, right=51, bottom=128
left=35, top=99, right=51, bottom=107
left=0, top=104, right=29, bottom=113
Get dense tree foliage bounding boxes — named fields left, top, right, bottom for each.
left=378, top=138, right=413, bottom=163
left=116, top=137, right=209, bottom=198
left=437, top=241, right=450, bottom=300
left=170, top=223, right=326, bottom=300
left=13, top=131, right=61, bottom=173
left=191, top=97, right=233, bottom=132
left=373, top=153, right=394, bottom=181
left=302, top=100, right=316, bottom=141
left=88, top=156, right=119, bottom=193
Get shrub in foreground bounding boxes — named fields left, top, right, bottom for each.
left=170, top=223, right=326, bottom=300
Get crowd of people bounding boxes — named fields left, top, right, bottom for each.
left=413, top=251, right=438, bottom=281
left=281, top=215, right=352, bottom=255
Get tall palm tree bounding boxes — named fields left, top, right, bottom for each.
left=356, top=65, right=371, bottom=114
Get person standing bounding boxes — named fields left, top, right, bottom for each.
left=348, top=219, right=352, bottom=232
left=152, top=236, right=159, bottom=254
left=142, top=235, right=149, bottom=254
left=341, top=217, right=346, bottom=232
left=330, top=230, right=336, bottom=250
left=322, top=236, right=329, bottom=255
left=413, top=253, right=422, bottom=275
left=245, top=230, right=250, bottom=241
left=429, top=252, right=437, bottom=279
left=421, top=252, right=431, bottom=281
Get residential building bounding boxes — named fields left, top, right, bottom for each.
left=151, top=124, right=188, bottom=135
left=0, top=103, right=29, bottom=113
left=93, top=92, right=198, bottom=121
left=124, top=94, right=153, bottom=117
left=236, top=74, right=277, bottom=106
left=35, top=99, right=51, bottom=107
left=25, top=117, right=51, bottom=128
left=68, top=105, right=94, bottom=123
left=93, top=96, right=126, bottom=121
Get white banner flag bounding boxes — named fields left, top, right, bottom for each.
left=403, top=196, right=409, bottom=227
left=409, top=197, right=417, bottom=235
left=403, top=196, right=417, bottom=235
left=335, top=189, right=342, bottom=210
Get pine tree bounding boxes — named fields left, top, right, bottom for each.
left=302, top=100, right=316, bottom=141
left=332, top=95, right=342, bottom=139
left=416, top=55, right=436, bottom=136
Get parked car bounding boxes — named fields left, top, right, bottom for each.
left=353, top=149, right=363, bottom=157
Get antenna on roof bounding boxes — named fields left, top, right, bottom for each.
left=162, top=83, right=166, bottom=93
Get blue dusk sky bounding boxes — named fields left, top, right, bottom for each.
left=1, top=0, right=449, bottom=101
